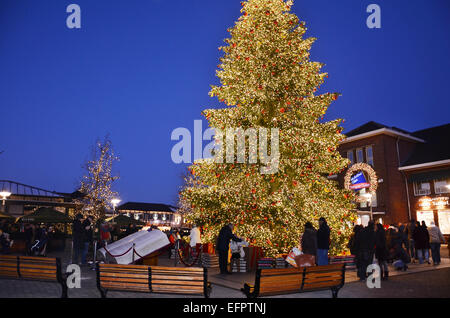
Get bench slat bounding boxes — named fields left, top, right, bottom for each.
left=100, top=276, right=148, bottom=284
left=305, top=271, right=342, bottom=278
left=151, top=274, right=203, bottom=281
left=19, top=263, right=57, bottom=270
left=152, top=279, right=204, bottom=286
left=305, top=264, right=344, bottom=272
left=102, top=282, right=150, bottom=290
left=260, top=268, right=302, bottom=276
left=150, top=266, right=203, bottom=272
left=303, top=280, right=342, bottom=290
left=100, top=272, right=149, bottom=279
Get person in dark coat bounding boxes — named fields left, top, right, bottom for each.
left=354, top=221, right=376, bottom=281
left=421, top=221, right=431, bottom=264
left=405, top=220, right=416, bottom=262
left=72, top=213, right=84, bottom=264
left=316, top=217, right=330, bottom=266
left=388, top=226, right=409, bottom=271
left=301, top=222, right=317, bottom=260
left=24, top=223, right=35, bottom=256
left=217, top=223, right=242, bottom=275
left=81, top=216, right=94, bottom=265
left=413, top=221, right=428, bottom=264
left=0, top=228, right=11, bottom=255
left=348, top=225, right=362, bottom=256
left=375, top=223, right=389, bottom=280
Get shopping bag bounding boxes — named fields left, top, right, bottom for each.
left=295, top=254, right=315, bottom=267
left=285, top=247, right=302, bottom=267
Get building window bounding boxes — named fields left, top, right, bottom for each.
left=356, top=148, right=364, bottom=163
left=437, top=210, right=450, bottom=235
left=366, top=146, right=374, bottom=167
left=416, top=210, right=435, bottom=227
left=347, top=151, right=354, bottom=165
left=371, top=191, right=377, bottom=208
left=434, top=179, right=450, bottom=194
left=413, top=182, right=431, bottom=196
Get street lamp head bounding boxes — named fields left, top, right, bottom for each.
left=111, top=198, right=121, bottom=207
left=0, top=191, right=11, bottom=199
left=446, top=184, right=450, bottom=190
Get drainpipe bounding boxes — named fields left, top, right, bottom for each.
left=397, top=137, right=412, bottom=220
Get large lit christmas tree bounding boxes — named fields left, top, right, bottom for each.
left=180, top=0, right=356, bottom=257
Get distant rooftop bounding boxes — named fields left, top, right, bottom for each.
left=0, top=180, right=65, bottom=198
left=345, top=121, right=411, bottom=137
left=117, top=202, right=177, bottom=213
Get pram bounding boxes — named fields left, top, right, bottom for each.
left=30, top=238, right=48, bottom=256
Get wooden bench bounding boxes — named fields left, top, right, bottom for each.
left=242, top=263, right=346, bottom=298
left=96, top=264, right=212, bottom=298
left=0, top=255, right=68, bottom=298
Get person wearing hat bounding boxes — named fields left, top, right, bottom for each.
left=316, top=217, right=330, bottom=266
left=72, top=213, right=84, bottom=264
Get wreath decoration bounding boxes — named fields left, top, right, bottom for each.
left=344, top=163, right=378, bottom=203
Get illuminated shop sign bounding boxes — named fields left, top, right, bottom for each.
left=418, top=197, right=449, bottom=210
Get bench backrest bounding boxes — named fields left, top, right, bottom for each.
left=0, top=255, right=61, bottom=282
left=257, top=268, right=304, bottom=296
left=302, top=263, right=345, bottom=291
left=255, top=264, right=345, bottom=296
left=97, top=263, right=150, bottom=293
left=150, top=266, right=206, bottom=295
left=0, top=255, right=19, bottom=279
left=97, top=264, right=208, bottom=296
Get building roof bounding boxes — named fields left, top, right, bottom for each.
left=0, top=180, right=66, bottom=198
left=345, top=121, right=410, bottom=137
left=400, top=123, right=450, bottom=168
left=117, top=202, right=177, bottom=213
left=341, top=121, right=424, bottom=144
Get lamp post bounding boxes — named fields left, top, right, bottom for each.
left=0, top=191, right=11, bottom=213
left=362, top=192, right=373, bottom=221
left=111, top=198, right=121, bottom=216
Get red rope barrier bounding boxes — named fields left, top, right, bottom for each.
left=177, top=244, right=201, bottom=267
left=133, top=248, right=144, bottom=259
left=103, top=245, right=134, bottom=258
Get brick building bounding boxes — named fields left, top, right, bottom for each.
left=336, top=122, right=450, bottom=235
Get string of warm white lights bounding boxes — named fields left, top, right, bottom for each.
left=179, top=0, right=356, bottom=257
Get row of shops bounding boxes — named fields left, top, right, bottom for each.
left=0, top=180, right=184, bottom=231
left=336, top=121, right=449, bottom=236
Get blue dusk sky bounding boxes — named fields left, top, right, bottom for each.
left=0, top=0, right=449, bottom=205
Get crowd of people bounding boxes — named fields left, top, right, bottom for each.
left=346, top=219, right=447, bottom=282
left=0, top=220, right=65, bottom=256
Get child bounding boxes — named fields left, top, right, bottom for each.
left=229, top=239, right=249, bottom=272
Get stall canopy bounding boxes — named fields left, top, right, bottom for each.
left=17, top=207, right=73, bottom=224
left=104, top=214, right=146, bottom=227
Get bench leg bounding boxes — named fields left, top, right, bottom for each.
left=60, top=282, right=68, bottom=298
left=331, top=287, right=340, bottom=298
left=98, top=288, right=108, bottom=298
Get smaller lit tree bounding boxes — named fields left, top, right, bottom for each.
left=78, top=135, right=119, bottom=221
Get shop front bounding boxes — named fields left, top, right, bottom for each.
left=416, top=196, right=450, bottom=236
